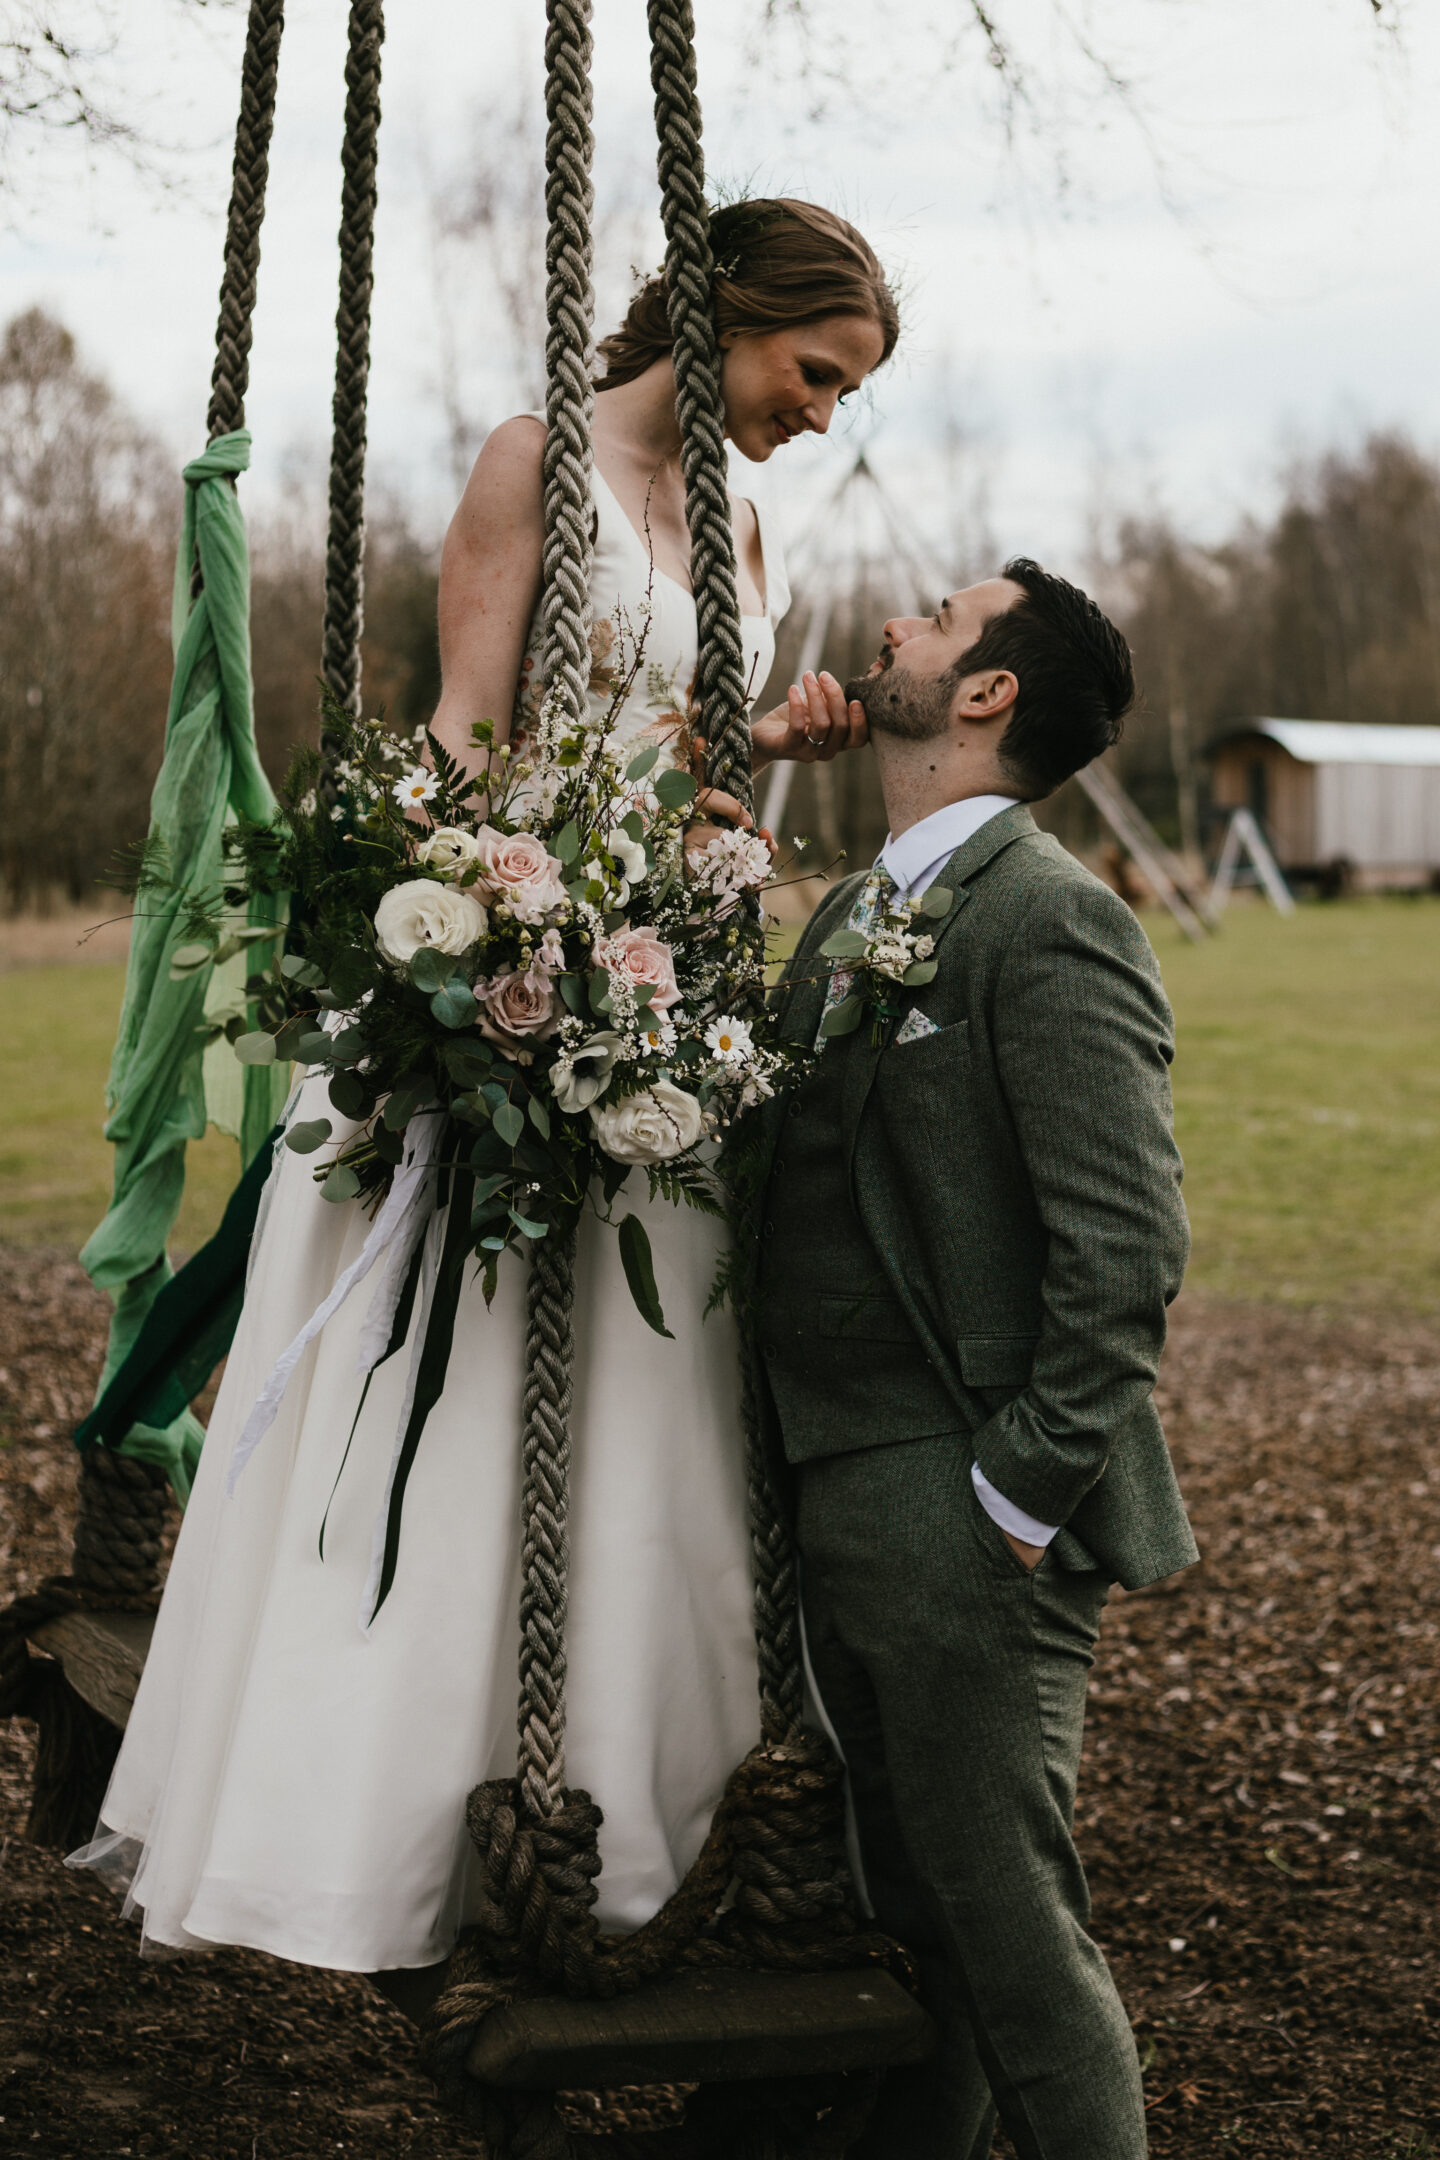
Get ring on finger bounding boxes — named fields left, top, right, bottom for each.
left=805, top=730, right=823, bottom=747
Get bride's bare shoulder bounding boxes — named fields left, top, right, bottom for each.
left=447, top=417, right=545, bottom=555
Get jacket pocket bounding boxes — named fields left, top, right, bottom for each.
left=956, top=1333, right=1040, bottom=1387
left=818, top=1292, right=918, bottom=1344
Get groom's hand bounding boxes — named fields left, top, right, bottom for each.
left=1003, top=1530, right=1047, bottom=1572
left=750, top=670, right=868, bottom=773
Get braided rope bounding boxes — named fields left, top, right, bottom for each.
left=321, top=0, right=385, bottom=718
left=206, top=0, right=286, bottom=444
left=539, top=0, right=598, bottom=725
left=517, top=1225, right=580, bottom=1817
left=646, top=0, right=752, bottom=816
left=647, top=0, right=803, bottom=1728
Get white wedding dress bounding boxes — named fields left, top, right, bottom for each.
left=73, top=462, right=789, bottom=1974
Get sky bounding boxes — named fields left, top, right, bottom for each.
left=1, top=0, right=1435, bottom=584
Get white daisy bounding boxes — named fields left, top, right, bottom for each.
left=392, top=767, right=440, bottom=808
left=704, top=1014, right=754, bottom=1064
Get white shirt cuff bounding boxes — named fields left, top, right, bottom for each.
left=971, top=1463, right=1060, bottom=1548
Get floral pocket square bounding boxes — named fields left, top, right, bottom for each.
left=895, top=1008, right=940, bottom=1046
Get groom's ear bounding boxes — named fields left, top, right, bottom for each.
left=953, top=668, right=1019, bottom=724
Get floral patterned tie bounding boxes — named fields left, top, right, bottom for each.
left=815, top=862, right=898, bottom=1050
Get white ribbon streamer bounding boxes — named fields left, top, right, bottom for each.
left=226, top=1111, right=443, bottom=1496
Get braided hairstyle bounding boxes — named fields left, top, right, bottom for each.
left=595, top=197, right=899, bottom=391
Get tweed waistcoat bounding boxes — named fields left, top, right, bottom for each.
left=757, top=1040, right=956, bottom=1465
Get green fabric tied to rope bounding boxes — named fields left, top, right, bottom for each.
left=79, top=429, right=290, bottom=1504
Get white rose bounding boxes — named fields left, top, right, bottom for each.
left=374, top=879, right=488, bottom=967
left=589, top=1079, right=703, bottom=1164
left=415, top=826, right=484, bottom=881
left=552, top=1029, right=623, bottom=1114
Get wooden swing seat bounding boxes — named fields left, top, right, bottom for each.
left=373, top=1961, right=932, bottom=2089
left=466, top=1965, right=933, bottom=2089
left=28, top=1607, right=154, bottom=1731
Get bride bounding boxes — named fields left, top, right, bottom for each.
left=74, top=198, right=898, bottom=1978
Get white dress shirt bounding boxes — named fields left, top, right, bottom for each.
left=878, top=795, right=1060, bottom=1553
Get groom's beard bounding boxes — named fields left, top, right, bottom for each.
left=844, top=649, right=954, bottom=742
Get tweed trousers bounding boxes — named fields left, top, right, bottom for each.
left=797, top=1435, right=1147, bottom=2160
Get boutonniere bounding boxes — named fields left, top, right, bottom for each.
left=817, top=872, right=954, bottom=1046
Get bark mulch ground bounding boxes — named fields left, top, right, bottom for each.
left=2, top=1246, right=1437, bottom=2159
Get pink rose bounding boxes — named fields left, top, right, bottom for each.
left=474, top=827, right=567, bottom=924
left=477, top=961, right=561, bottom=1048
left=593, top=925, right=680, bottom=1012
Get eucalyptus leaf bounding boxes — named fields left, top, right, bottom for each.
left=282, top=952, right=326, bottom=986
left=920, top=884, right=954, bottom=918
left=321, top=1163, right=362, bottom=1202
left=329, top=1070, right=369, bottom=1118
left=442, top=1042, right=492, bottom=1086
left=472, top=1172, right=511, bottom=1203
left=617, top=1213, right=673, bottom=1339
left=625, top=742, right=660, bottom=782
left=902, top=961, right=938, bottom=988
left=285, top=1117, right=333, bottom=1155
left=558, top=972, right=584, bottom=1015
left=233, top=1029, right=278, bottom=1065
left=408, top=947, right=449, bottom=994
left=168, top=942, right=212, bottom=978
left=294, top=1030, right=332, bottom=1065
left=431, top=982, right=477, bottom=1029
left=820, top=928, right=868, bottom=960
left=508, top=1207, right=549, bottom=1239
left=527, top=1095, right=551, bottom=1140
left=493, top=1100, right=525, bottom=1147
left=553, top=819, right=581, bottom=864
left=653, top=766, right=698, bottom=812
left=589, top=967, right=612, bottom=1015
left=819, top=995, right=864, bottom=1039
left=620, top=809, right=646, bottom=844
left=479, top=1234, right=508, bottom=1252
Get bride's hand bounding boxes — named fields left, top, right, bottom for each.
left=750, top=670, right=867, bottom=774
left=684, top=733, right=778, bottom=866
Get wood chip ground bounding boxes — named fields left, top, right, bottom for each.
left=2, top=1247, right=1436, bottom=2157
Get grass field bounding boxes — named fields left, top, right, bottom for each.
left=1, top=893, right=1437, bottom=1308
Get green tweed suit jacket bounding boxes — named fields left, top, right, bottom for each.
left=755, top=802, right=1197, bottom=1591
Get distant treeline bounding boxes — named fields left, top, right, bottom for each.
left=0, top=308, right=440, bottom=907
left=5, top=302, right=1440, bottom=903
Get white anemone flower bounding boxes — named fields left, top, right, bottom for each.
left=605, top=826, right=648, bottom=905
left=704, top=1015, right=754, bottom=1064
left=393, top=767, right=440, bottom=809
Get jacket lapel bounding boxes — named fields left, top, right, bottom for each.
left=837, top=803, right=1039, bottom=1171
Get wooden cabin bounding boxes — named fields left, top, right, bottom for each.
left=1208, top=719, right=1440, bottom=890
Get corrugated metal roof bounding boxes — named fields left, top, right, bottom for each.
left=1223, top=718, right=1440, bottom=767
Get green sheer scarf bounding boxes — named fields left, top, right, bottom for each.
left=79, top=430, right=290, bottom=1501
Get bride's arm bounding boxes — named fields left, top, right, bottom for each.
left=430, top=416, right=546, bottom=780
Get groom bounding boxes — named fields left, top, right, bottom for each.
left=750, top=559, right=1195, bottom=2160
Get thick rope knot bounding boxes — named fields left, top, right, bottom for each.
left=466, top=1777, right=608, bottom=1994
left=71, top=1445, right=171, bottom=1597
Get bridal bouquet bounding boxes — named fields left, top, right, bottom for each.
left=225, top=635, right=791, bottom=1337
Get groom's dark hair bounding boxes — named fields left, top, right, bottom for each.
left=958, top=558, right=1134, bottom=798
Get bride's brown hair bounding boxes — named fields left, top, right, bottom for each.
left=595, top=198, right=899, bottom=391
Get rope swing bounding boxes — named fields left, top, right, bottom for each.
left=4, top=0, right=930, bottom=2142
